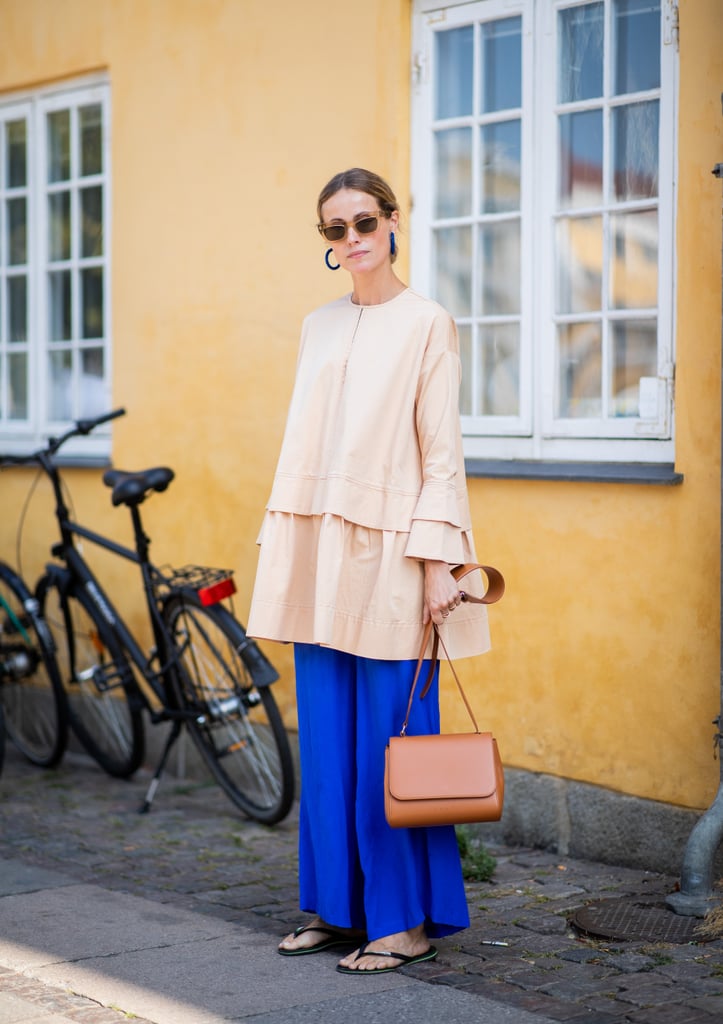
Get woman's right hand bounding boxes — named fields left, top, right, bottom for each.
left=423, top=560, right=463, bottom=625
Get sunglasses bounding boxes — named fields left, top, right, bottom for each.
left=317, top=211, right=384, bottom=242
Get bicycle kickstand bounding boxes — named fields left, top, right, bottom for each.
left=139, top=719, right=183, bottom=814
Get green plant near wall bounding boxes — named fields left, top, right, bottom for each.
left=456, top=826, right=497, bottom=882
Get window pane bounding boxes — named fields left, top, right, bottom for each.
left=48, top=191, right=71, bottom=261
left=559, top=110, right=603, bottom=207
left=612, top=101, right=659, bottom=200
left=47, top=109, right=71, bottom=183
left=81, top=185, right=103, bottom=256
left=610, top=210, right=658, bottom=309
left=556, top=215, right=603, bottom=314
left=557, top=321, right=602, bottom=418
left=480, top=221, right=520, bottom=314
left=480, top=120, right=521, bottom=214
left=80, top=347, right=105, bottom=416
left=48, top=349, right=72, bottom=420
left=481, top=324, right=519, bottom=415
left=481, top=17, right=521, bottom=113
left=435, top=129, right=472, bottom=218
left=435, top=26, right=473, bottom=119
left=7, top=198, right=27, bottom=264
left=49, top=270, right=72, bottom=340
left=8, top=275, right=27, bottom=342
left=611, top=319, right=657, bottom=416
left=6, top=119, right=27, bottom=188
left=8, top=352, right=27, bottom=419
left=459, top=324, right=472, bottom=415
left=614, top=0, right=660, bottom=95
left=434, top=226, right=472, bottom=317
left=82, top=267, right=104, bottom=338
left=79, top=104, right=102, bottom=176
left=558, top=3, right=604, bottom=103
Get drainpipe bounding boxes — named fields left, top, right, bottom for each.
left=666, top=131, right=723, bottom=919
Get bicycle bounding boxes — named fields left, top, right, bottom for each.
left=5, top=408, right=295, bottom=825
left=0, top=560, right=68, bottom=768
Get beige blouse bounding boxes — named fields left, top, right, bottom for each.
left=247, top=288, right=491, bottom=661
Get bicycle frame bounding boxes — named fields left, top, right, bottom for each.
left=40, top=451, right=182, bottom=718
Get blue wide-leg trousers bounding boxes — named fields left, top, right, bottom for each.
left=293, top=643, right=470, bottom=941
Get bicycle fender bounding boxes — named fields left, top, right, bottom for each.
left=238, top=635, right=280, bottom=687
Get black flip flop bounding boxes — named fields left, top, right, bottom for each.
left=336, top=942, right=438, bottom=974
left=278, top=923, right=366, bottom=957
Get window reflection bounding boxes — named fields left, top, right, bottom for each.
left=481, top=324, right=520, bottom=415
left=613, top=101, right=659, bottom=201
left=435, top=128, right=472, bottom=218
left=558, top=3, right=604, bottom=103
left=47, top=110, right=71, bottom=182
left=557, top=322, right=603, bottom=418
left=613, top=0, right=661, bottom=95
left=7, top=120, right=26, bottom=188
left=556, top=216, right=603, bottom=315
left=610, top=210, right=658, bottom=309
left=480, top=120, right=521, bottom=214
left=480, top=221, right=520, bottom=315
left=434, top=226, right=472, bottom=317
left=559, top=110, right=603, bottom=208
left=435, top=26, right=473, bottom=119
left=481, top=18, right=521, bottom=112
left=612, top=320, right=657, bottom=416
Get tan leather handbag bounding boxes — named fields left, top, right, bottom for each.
left=384, top=563, right=505, bottom=829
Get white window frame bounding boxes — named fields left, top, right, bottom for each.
left=411, top=0, right=678, bottom=464
left=0, top=74, right=112, bottom=459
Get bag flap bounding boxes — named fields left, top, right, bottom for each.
left=387, top=733, right=499, bottom=801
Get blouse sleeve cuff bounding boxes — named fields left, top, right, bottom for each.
left=404, top=519, right=472, bottom=565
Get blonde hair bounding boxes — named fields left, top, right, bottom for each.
left=317, top=168, right=399, bottom=263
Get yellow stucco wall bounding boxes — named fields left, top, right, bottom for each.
left=1, top=0, right=721, bottom=812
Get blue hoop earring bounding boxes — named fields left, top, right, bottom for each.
left=390, top=231, right=396, bottom=257
left=325, top=248, right=340, bottom=270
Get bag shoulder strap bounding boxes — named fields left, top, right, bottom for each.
left=398, top=563, right=505, bottom=737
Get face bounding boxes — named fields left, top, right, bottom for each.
left=319, top=188, right=398, bottom=276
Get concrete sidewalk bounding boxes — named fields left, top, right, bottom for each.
left=1, top=742, right=722, bottom=1023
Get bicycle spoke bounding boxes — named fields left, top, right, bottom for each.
left=0, top=565, right=67, bottom=767
left=162, top=595, right=294, bottom=824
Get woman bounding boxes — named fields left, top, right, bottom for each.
left=247, top=168, right=491, bottom=975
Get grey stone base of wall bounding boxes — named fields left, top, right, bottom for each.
left=468, top=767, right=723, bottom=878
left=111, top=725, right=721, bottom=879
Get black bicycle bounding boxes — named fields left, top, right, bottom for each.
left=0, top=561, right=68, bottom=768
left=5, top=409, right=294, bottom=824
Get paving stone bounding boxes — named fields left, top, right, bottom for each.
left=626, top=1005, right=719, bottom=1023
left=1, top=744, right=723, bottom=1024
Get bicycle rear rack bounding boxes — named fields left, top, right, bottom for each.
left=158, top=564, right=236, bottom=606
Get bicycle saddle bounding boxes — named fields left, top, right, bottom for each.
left=103, top=467, right=175, bottom=507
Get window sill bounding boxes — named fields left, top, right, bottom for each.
left=465, top=460, right=684, bottom=485
left=0, top=454, right=112, bottom=469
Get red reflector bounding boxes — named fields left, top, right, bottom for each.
left=198, top=576, right=237, bottom=606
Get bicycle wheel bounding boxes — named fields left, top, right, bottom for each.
left=0, top=563, right=68, bottom=766
left=162, top=593, right=295, bottom=824
left=37, top=574, right=145, bottom=777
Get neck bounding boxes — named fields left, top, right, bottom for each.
left=350, top=268, right=406, bottom=306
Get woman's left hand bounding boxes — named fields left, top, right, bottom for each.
left=423, top=560, right=463, bottom=625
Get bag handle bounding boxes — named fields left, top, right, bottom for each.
left=398, top=563, right=505, bottom=737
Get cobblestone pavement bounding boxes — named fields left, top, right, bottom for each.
left=1, top=742, right=722, bottom=1024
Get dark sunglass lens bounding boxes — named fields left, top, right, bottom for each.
left=323, top=225, right=346, bottom=241
left=355, top=216, right=378, bottom=234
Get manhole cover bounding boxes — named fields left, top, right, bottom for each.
left=570, top=896, right=704, bottom=944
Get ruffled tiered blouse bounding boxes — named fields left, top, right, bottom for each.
left=247, top=288, right=490, bottom=661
